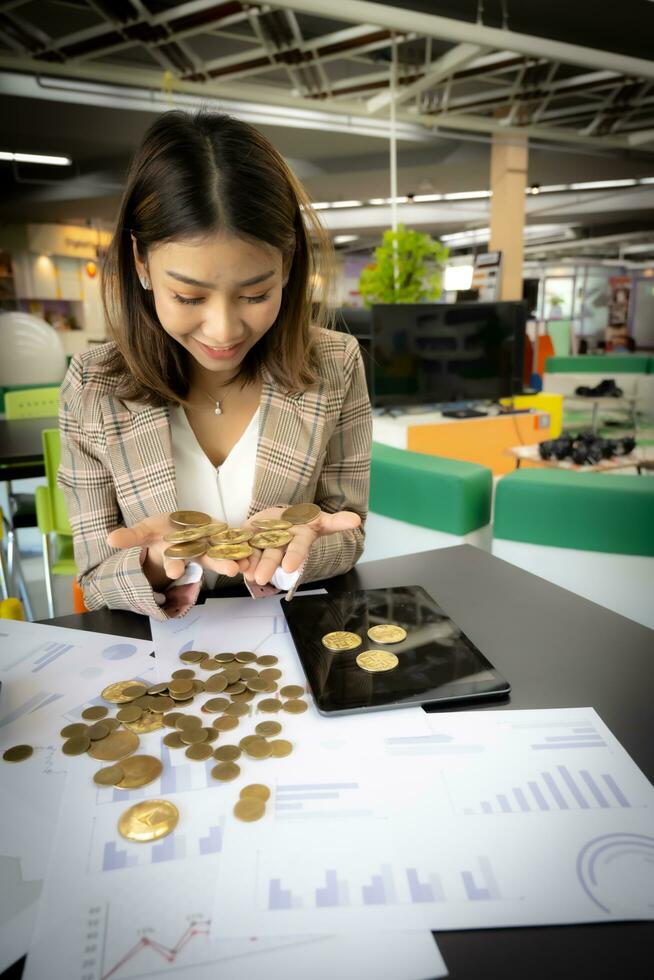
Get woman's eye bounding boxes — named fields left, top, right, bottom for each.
left=173, top=293, right=204, bottom=306
left=243, top=292, right=271, bottom=304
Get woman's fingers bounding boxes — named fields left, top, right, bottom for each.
left=281, top=528, right=314, bottom=573
left=162, top=555, right=187, bottom=581
left=199, top=555, right=241, bottom=579
left=107, top=514, right=173, bottom=550
left=253, top=547, right=286, bottom=586
left=314, top=510, right=361, bottom=535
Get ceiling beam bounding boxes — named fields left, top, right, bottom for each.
left=366, top=42, right=483, bottom=114
left=267, top=0, right=654, bottom=81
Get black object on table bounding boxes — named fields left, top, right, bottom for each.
left=0, top=416, right=57, bottom=481
left=6, top=545, right=652, bottom=980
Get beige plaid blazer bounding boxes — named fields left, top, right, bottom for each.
left=58, top=328, right=372, bottom=622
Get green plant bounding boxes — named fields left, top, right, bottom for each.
left=358, top=224, right=449, bottom=306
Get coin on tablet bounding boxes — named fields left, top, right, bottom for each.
left=356, top=650, right=399, bottom=673
left=367, top=624, right=407, bottom=644
left=321, top=631, right=362, bottom=652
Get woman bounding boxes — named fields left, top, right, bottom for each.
left=58, top=111, right=372, bottom=621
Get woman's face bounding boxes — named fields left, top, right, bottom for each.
left=134, top=231, right=287, bottom=380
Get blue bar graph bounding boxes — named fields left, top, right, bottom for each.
left=269, top=878, right=299, bottom=910
left=315, top=870, right=349, bottom=907
left=468, top=767, right=631, bottom=815
left=406, top=868, right=444, bottom=903
left=462, top=857, right=500, bottom=901
left=362, top=865, right=396, bottom=905
left=102, top=841, right=137, bottom=871
left=152, top=833, right=183, bottom=863
left=199, top=825, right=223, bottom=855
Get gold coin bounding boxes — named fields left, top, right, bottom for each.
left=163, top=732, right=185, bottom=749
left=246, top=677, right=269, bottom=693
left=123, top=711, right=163, bottom=734
left=213, top=715, right=239, bottom=732
left=259, top=668, right=282, bottom=682
left=211, top=761, right=241, bottom=781
left=280, top=685, right=304, bottom=699
left=116, top=704, right=142, bottom=723
left=3, top=744, right=33, bottom=763
left=93, top=764, right=124, bottom=786
left=180, top=728, right=208, bottom=745
left=101, top=680, right=146, bottom=704
left=185, top=743, right=214, bottom=762
left=118, top=799, right=179, bottom=842
left=132, top=694, right=161, bottom=711
left=281, top=503, right=321, bottom=525
left=206, top=543, right=253, bottom=560
left=250, top=530, right=292, bottom=549
left=163, top=541, right=207, bottom=560
left=115, top=755, right=163, bottom=789
left=81, top=705, right=108, bottom=721
left=209, top=527, right=253, bottom=544
left=60, top=722, right=88, bottom=738
left=199, top=658, right=221, bottom=671
left=170, top=510, right=212, bottom=528
left=367, top=624, right=407, bottom=644
left=162, top=711, right=183, bottom=727
left=356, top=650, right=400, bottom=673
left=234, top=651, right=258, bottom=664
left=244, top=738, right=272, bottom=760
left=257, top=698, right=282, bottom=713
left=203, top=727, right=219, bottom=743
left=147, top=683, right=169, bottom=695
left=104, top=718, right=122, bottom=732
left=226, top=682, right=246, bottom=695
left=257, top=655, right=278, bottom=666
left=149, top=695, right=175, bottom=713
left=87, top=721, right=110, bottom=740
left=123, top=683, right=149, bottom=699
left=213, top=744, right=242, bottom=762
left=221, top=666, right=241, bottom=684
left=169, top=690, right=194, bottom=703
left=239, top=735, right=261, bottom=749
left=282, top=699, right=308, bottom=714
left=255, top=721, right=282, bottom=737
left=62, top=735, right=91, bottom=755
left=251, top=519, right=293, bottom=531
left=192, top=680, right=206, bottom=694
left=172, top=669, right=196, bottom=680
left=264, top=681, right=279, bottom=693
left=194, top=521, right=228, bottom=536
left=163, top=527, right=208, bottom=543
left=233, top=798, right=265, bottom=822
left=270, top=739, right=293, bottom=758
left=238, top=667, right=259, bottom=680
left=180, top=650, right=207, bottom=664
left=204, top=697, right=230, bottom=713
left=322, top=631, right=362, bottom=652
left=216, top=653, right=236, bottom=663
left=168, top=678, right=194, bottom=695
left=176, top=715, right=202, bottom=730
left=225, top=702, right=250, bottom=718
left=240, top=783, right=271, bottom=802
left=230, top=690, right=255, bottom=703
left=88, top=729, right=139, bottom=761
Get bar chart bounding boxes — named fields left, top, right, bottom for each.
left=93, top=809, right=225, bottom=873
left=274, top=781, right=374, bottom=821
left=456, top=764, right=633, bottom=816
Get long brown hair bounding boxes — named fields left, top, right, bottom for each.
left=102, top=110, right=335, bottom=405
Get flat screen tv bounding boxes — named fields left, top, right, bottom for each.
left=370, top=301, right=526, bottom=408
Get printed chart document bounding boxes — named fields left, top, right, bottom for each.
left=0, top=620, right=156, bottom=975
left=213, top=707, right=654, bottom=936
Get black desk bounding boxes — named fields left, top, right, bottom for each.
left=8, top=545, right=653, bottom=979
left=0, top=416, right=58, bottom=481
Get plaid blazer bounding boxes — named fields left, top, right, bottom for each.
left=58, top=328, right=372, bottom=622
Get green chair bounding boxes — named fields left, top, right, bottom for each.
left=4, top=386, right=60, bottom=420
left=35, top=429, right=76, bottom=618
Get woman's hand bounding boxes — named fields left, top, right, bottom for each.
left=107, top=514, right=249, bottom=591
left=244, top=507, right=361, bottom=587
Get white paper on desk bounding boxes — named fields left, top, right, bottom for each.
left=0, top=620, right=156, bottom=975
left=213, top=707, right=654, bottom=938
left=23, top=732, right=446, bottom=980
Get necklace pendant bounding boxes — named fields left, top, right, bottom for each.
left=214, top=401, right=222, bottom=416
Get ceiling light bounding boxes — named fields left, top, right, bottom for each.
left=412, top=194, right=443, bottom=202
left=442, top=190, right=491, bottom=200
left=569, top=179, right=638, bottom=190
left=530, top=184, right=541, bottom=195
left=330, top=200, right=363, bottom=209
left=0, top=150, right=72, bottom=166
left=311, top=202, right=330, bottom=210
left=334, top=235, right=359, bottom=245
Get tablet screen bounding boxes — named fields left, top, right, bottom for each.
left=282, top=586, right=510, bottom=714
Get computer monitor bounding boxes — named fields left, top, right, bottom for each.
left=370, top=301, right=526, bottom=408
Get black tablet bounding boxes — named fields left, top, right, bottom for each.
left=282, top=586, right=510, bottom=715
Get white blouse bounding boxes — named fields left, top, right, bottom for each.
left=168, top=405, right=299, bottom=592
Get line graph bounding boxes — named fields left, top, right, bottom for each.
left=102, top=918, right=211, bottom=979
